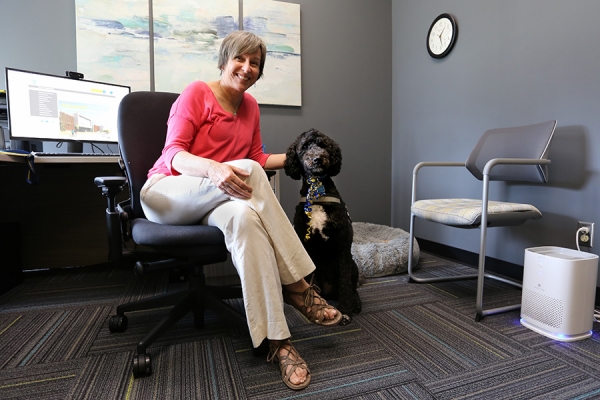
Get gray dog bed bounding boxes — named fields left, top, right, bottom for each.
left=351, top=222, right=420, bottom=277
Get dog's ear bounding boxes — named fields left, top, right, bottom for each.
left=325, top=135, right=343, bottom=177
left=284, top=135, right=303, bottom=180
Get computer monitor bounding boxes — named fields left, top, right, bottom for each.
left=5, top=68, right=130, bottom=152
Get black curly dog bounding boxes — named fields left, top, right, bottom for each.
left=284, top=129, right=362, bottom=322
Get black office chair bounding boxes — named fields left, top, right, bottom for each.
left=94, top=91, right=249, bottom=378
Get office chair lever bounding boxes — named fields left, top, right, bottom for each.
left=134, top=258, right=191, bottom=276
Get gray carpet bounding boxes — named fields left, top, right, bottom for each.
left=1, top=253, right=600, bottom=399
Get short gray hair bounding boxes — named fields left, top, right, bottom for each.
left=218, top=31, right=267, bottom=80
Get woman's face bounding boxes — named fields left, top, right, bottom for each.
left=221, top=49, right=262, bottom=92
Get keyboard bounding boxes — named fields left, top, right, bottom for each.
left=32, top=152, right=119, bottom=157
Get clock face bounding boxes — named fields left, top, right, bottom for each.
left=427, top=14, right=457, bottom=58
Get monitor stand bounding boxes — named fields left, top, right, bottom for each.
left=67, top=141, right=83, bottom=153
left=11, top=140, right=43, bottom=152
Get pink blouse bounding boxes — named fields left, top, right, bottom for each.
left=148, top=81, right=270, bottom=177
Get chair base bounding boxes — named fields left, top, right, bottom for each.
left=475, top=302, right=521, bottom=322
left=408, top=268, right=522, bottom=321
left=109, top=268, right=248, bottom=378
left=407, top=272, right=478, bottom=284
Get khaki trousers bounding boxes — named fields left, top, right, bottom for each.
left=140, top=159, right=315, bottom=347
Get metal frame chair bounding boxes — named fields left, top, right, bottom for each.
left=407, top=120, right=557, bottom=321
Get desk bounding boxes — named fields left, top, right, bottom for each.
left=1, top=153, right=125, bottom=270
left=0, top=153, right=120, bottom=164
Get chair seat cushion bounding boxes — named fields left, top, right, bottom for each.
left=411, top=198, right=542, bottom=227
left=132, top=218, right=228, bottom=260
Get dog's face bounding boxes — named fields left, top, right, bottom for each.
left=284, top=129, right=342, bottom=180
left=297, top=136, right=332, bottom=176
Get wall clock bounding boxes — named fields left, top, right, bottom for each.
left=427, top=13, right=457, bottom=58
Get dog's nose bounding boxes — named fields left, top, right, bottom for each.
left=313, top=157, right=322, bottom=164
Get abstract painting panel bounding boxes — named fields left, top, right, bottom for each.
left=153, top=0, right=239, bottom=93
left=244, top=0, right=302, bottom=106
left=75, top=0, right=301, bottom=106
left=75, top=0, right=151, bottom=91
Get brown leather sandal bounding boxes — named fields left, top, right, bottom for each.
left=267, top=340, right=311, bottom=390
left=283, top=278, right=343, bottom=326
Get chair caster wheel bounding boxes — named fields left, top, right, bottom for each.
left=134, top=262, right=145, bottom=276
left=132, top=353, right=152, bottom=378
left=109, top=315, right=128, bottom=333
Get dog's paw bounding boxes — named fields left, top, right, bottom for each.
left=338, top=314, right=352, bottom=326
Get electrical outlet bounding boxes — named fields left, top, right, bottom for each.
left=577, top=221, right=594, bottom=248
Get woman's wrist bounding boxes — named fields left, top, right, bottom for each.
left=264, top=153, right=286, bottom=170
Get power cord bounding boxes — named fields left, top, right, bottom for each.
left=90, top=143, right=106, bottom=154
left=573, top=226, right=599, bottom=323
left=576, top=226, right=590, bottom=252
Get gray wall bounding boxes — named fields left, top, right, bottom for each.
left=260, top=0, right=392, bottom=224
left=0, top=1, right=78, bottom=77
left=11, top=0, right=594, bottom=286
left=1, top=0, right=392, bottom=225
left=391, top=0, right=600, bottom=284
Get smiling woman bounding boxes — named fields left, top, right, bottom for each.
left=211, top=50, right=263, bottom=115
left=137, top=30, right=342, bottom=391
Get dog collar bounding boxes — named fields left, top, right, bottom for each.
left=299, top=196, right=340, bottom=204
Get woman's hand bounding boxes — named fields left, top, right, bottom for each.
left=208, top=162, right=253, bottom=199
left=171, top=152, right=253, bottom=199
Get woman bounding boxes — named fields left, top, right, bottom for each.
left=140, top=31, right=341, bottom=391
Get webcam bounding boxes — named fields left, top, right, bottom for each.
left=66, top=71, right=84, bottom=80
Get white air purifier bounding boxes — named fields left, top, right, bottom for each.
left=521, top=246, right=598, bottom=342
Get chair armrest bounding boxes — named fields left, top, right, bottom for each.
left=413, top=161, right=466, bottom=174
left=411, top=162, right=466, bottom=204
left=94, top=176, right=127, bottom=212
left=483, top=158, right=550, bottom=176
left=94, top=176, right=127, bottom=188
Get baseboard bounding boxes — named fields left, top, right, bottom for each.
left=416, top=237, right=600, bottom=307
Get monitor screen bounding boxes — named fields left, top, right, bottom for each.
left=5, top=68, right=130, bottom=145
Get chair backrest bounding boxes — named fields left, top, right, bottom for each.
left=465, top=120, right=557, bottom=183
left=117, top=91, right=180, bottom=219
